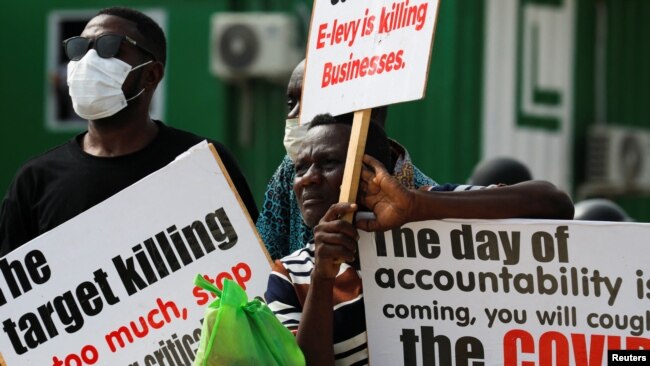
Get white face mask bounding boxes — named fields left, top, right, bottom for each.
left=283, top=118, right=310, bottom=162
left=67, top=49, right=151, bottom=120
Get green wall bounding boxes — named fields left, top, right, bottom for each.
left=573, top=0, right=650, bottom=220
left=388, top=0, right=484, bottom=184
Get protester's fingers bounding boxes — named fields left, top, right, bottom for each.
left=363, top=155, right=388, bottom=175
left=355, top=212, right=381, bottom=232
left=314, top=216, right=359, bottom=243
left=360, top=162, right=376, bottom=184
left=360, top=165, right=383, bottom=199
left=358, top=180, right=372, bottom=203
left=315, top=204, right=360, bottom=262
left=355, top=217, right=381, bottom=232
left=313, top=225, right=359, bottom=267
left=358, top=188, right=378, bottom=212
left=316, top=206, right=359, bottom=267
left=359, top=180, right=368, bottom=193
left=320, top=202, right=358, bottom=223
left=314, top=243, right=356, bottom=272
left=318, top=245, right=356, bottom=263
left=314, top=230, right=358, bottom=253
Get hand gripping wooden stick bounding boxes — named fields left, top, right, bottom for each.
left=334, top=109, right=371, bottom=265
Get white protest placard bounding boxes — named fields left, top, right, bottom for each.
left=0, top=142, right=271, bottom=365
left=358, top=219, right=650, bottom=365
left=301, top=0, right=440, bottom=124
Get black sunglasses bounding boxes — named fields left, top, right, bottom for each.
left=62, top=34, right=156, bottom=61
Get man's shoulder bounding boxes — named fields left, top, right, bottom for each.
left=4, top=139, right=78, bottom=195
left=16, top=139, right=76, bottom=171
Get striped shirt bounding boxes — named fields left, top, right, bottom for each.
left=265, top=243, right=369, bottom=366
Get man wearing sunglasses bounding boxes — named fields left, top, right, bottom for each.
left=0, top=7, right=258, bottom=255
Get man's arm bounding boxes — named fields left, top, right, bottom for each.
left=297, top=203, right=358, bottom=366
left=357, top=155, right=574, bottom=231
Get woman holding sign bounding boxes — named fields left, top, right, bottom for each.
left=264, top=114, right=573, bottom=366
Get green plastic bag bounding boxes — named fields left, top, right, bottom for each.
left=193, top=275, right=305, bottom=366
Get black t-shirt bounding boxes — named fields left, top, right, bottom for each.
left=0, top=121, right=258, bottom=255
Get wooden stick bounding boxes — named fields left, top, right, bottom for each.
left=338, top=109, right=372, bottom=222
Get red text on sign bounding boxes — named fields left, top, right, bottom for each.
left=51, top=344, right=99, bottom=366
left=104, top=298, right=187, bottom=352
left=193, top=262, right=252, bottom=306
left=503, top=328, right=650, bottom=366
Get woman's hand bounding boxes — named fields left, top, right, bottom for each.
left=357, top=155, right=415, bottom=231
left=312, top=202, right=359, bottom=280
